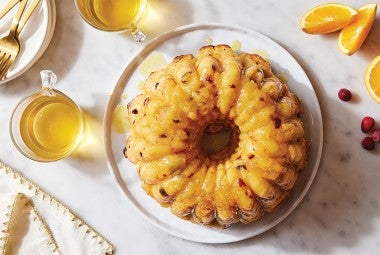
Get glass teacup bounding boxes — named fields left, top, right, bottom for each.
left=74, top=0, right=148, bottom=43
left=10, top=70, right=84, bottom=162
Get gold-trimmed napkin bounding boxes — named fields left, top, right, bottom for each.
left=1, top=193, right=61, bottom=255
left=0, top=161, right=114, bottom=255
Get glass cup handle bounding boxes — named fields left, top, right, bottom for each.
left=130, top=25, right=146, bottom=44
left=40, top=70, right=57, bottom=96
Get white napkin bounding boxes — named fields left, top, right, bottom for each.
left=1, top=193, right=60, bottom=255
left=0, top=161, right=114, bottom=255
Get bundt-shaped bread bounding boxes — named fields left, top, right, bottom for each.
left=125, top=44, right=309, bottom=228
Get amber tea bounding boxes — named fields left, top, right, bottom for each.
left=75, top=0, right=147, bottom=42
left=10, top=71, right=84, bottom=162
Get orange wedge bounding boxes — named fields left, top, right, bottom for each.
left=365, top=55, right=380, bottom=104
left=338, top=3, right=377, bottom=55
left=300, top=3, right=357, bottom=34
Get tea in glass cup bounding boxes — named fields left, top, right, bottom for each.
left=75, top=0, right=148, bottom=43
left=10, top=70, right=84, bottom=162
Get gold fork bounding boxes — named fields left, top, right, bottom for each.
left=0, top=0, right=28, bottom=80
left=0, top=0, right=42, bottom=35
left=16, top=0, right=42, bottom=35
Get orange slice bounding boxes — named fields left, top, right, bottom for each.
left=338, top=3, right=377, bottom=55
left=300, top=3, right=357, bottom=34
left=364, top=55, right=380, bottom=104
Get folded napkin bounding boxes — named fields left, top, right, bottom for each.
left=0, top=161, right=114, bottom=255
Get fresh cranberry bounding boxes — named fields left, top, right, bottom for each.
left=371, top=127, right=380, bottom=142
left=338, top=88, right=352, bottom=101
left=361, top=116, right=375, bottom=133
left=361, top=136, right=375, bottom=151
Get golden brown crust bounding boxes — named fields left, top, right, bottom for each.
left=126, top=45, right=309, bottom=228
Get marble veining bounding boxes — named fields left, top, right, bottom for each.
left=0, top=0, right=380, bottom=254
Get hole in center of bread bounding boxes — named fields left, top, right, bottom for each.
left=200, top=120, right=239, bottom=162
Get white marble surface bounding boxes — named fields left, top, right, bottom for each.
left=1, top=0, right=380, bottom=254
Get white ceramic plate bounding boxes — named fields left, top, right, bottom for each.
left=104, top=23, right=323, bottom=243
left=0, top=0, right=56, bottom=84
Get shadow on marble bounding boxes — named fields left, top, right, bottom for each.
left=318, top=17, right=380, bottom=61
left=358, top=17, right=380, bottom=61
left=320, top=32, right=340, bottom=43
left=33, top=0, right=85, bottom=80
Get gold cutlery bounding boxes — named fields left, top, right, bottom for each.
left=0, top=0, right=27, bottom=79
left=0, top=0, right=41, bottom=80
left=16, top=0, right=41, bottom=35
left=0, top=0, right=21, bottom=19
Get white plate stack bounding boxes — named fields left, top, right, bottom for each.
left=0, top=0, right=56, bottom=84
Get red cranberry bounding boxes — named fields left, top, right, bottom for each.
left=371, top=127, right=380, bottom=142
left=361, top=116, right=375, bottom=133
left=238, top=178, right=247, bottom=187
left=338, top=88, right=352, bottom=101
left=273, top=118, right=281, bottom=129
left=361, top=137, right=375, bottom=151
